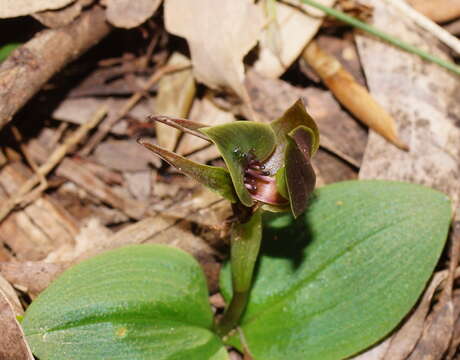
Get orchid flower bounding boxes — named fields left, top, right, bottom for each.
left=139, top=99, right=319, bottom=218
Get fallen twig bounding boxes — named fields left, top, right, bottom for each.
left=0, top=6, right=111, bottom=129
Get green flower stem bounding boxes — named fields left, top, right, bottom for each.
left=300, top=0, right=460, bottom=76
left=215, top=208, right=263, bottom=337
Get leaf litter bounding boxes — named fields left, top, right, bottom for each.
left=0, top=0, right=459, bottom=359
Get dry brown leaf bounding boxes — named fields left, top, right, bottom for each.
left=33, top=0, right=82, bottom=28
left=106, top=0, right=162, bottom=28
left=123, top=170, right=152, bottom=201
left=311, top=149, right=357, bottom=187
left=446, top=290, right=460, bottom=359
left=93, top=139, right=160, bottom=171
left=0, top=262, right=67, bottom=298
left=164, top=0, right=264, bottom=100
left=46, top=217, right=113, bottom=262
left=0, top=275, right=34, bottom=360
left=407, top=0, right=460, bottom=23
left=254, top=0, right=335, bottom=78
left=356, top=0, right=460, bottom=209
left=53, top=97, right=152, bottom=136
left=406, top=219, right=460, bottom=359
left=0, top=0, right=75, bottom=18
left=349, top=338, right=392, bottom=360
left=303, top=41, right=407, bottom=150
left=155, top=53, right=196, bottom=151
left=158, top=186, right=232, bottom=229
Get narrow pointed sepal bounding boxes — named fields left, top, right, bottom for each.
left=138, top=138, right=237, bottom=202
left=149, top=115, right=212, bottom=142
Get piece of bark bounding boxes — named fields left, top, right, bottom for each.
left=0, top=163, right=79, bottom=260
left=0, top=6, right=111, bottom=129
left=0, top=275, right=34, bottom=360
left=356, top=0, right=460, bottom=209
left=303, top=41, right=407, bottom=150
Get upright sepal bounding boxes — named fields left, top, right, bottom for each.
left=264, top=99, right=319, bottom=175
left=285, top=126, right=316, bottom=218
left=138, top=138, right=237, bottom=202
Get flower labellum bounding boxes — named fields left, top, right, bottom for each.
left=139, top=99, right=319, bottom=218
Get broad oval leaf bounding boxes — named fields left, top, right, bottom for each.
left=23, top=245, right=228, bottom=360
left=221, top=180, right=451, bottom=360
left=201, top=122, right=276, bottom=207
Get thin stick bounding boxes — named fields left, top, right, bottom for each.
left=79, top=64, right=192, bottom=156
left=11, top=126, right=48, bottom=205
left=299, top=0, right=460, bottom=76
left=0, top=105, right=108, bottom=224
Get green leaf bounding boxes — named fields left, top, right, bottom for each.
left=23, top=245, right=228, bottom=360
left=220, top=180, right=451, bottom=360
left=201, top=122, right=276, bottom=207
left=138, top=138, right=237, bottom=202
left=0, top=42, right=20, bottom=62
left=285, top=125, right=316, bottom=218
left=264, top=99, right=319, bottom=175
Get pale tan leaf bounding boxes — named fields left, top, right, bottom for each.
left=164, top=0, right=264, bottom=99
left=0, top=262, right=66, bottom=298
left=106, top=0, right=162, bottom=28
left=0, top=0, right=75, bottom=18
left=155, top=53, right=196, bottom=151
left=0, top=275, right=34, bottom=360
left=254, top=0, right=335, bottom=78
left=33, top=1, right=82, bottom=28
